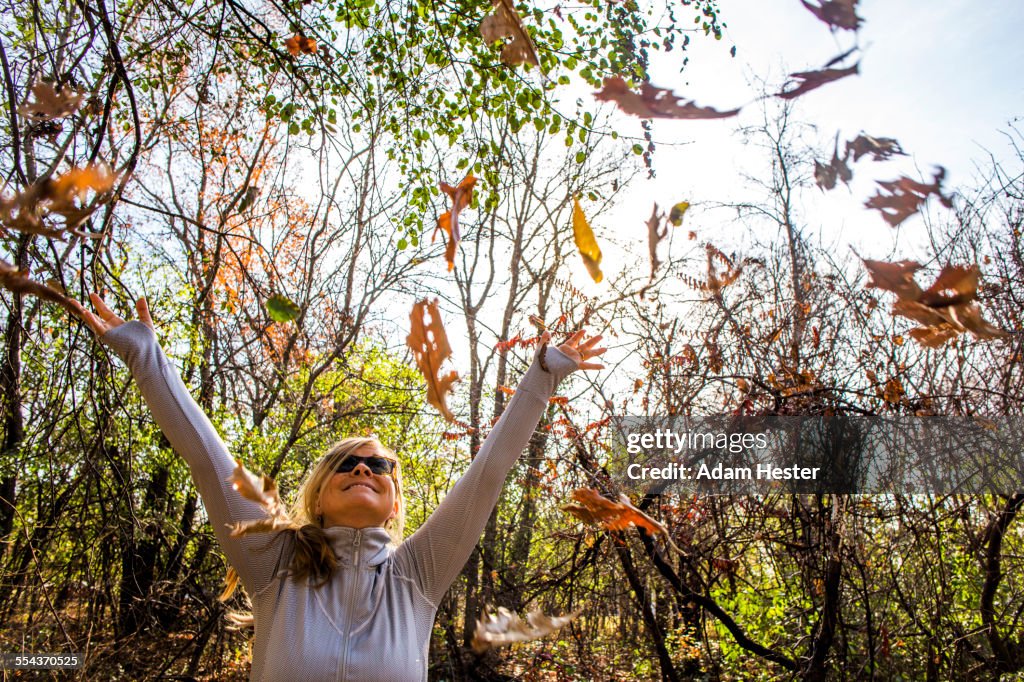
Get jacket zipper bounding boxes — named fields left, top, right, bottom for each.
left=338, top=531, right=361, bottom=680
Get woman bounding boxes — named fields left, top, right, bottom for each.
left=71, top=294, right=604, bottom=681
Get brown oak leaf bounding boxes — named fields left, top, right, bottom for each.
left=646, top=203, right=666, bottom=280
left=846, top=134, right=906, bottom=162
left=563, top=488, right=672, bottom=539
left=777, top=63, right=859, bottom=100
left=0, top=259, right=79, bottom=316
left=800, top=0, right=862, bottom=31
left=705, top=244, right=743, bottom=294
left=864, top=168, right=953, bottom=227
left=863, top=259, right=1008, bottom=346
left=594, top=77, right=740, bottom=120
left=814, top=137, right=853, bottom=191
left=18, top=81, right=83, bottom=120
left=225, top=460, right=292, bottom=537
left=480, top=0, right=539, bottom=67
left=471, top=606, right=580, bottom=653
left=433, top=174, right=476, bottom=272
left=227, top=460, right=284, bottom=512
left=406, top=298, right=460, bottom=422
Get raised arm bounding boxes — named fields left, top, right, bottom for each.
left=396, top=331, right=604, bottom=607
left=75, top=295, right=283, bottom=595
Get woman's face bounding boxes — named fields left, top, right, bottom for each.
left=317, top=443, right=399, bottom=530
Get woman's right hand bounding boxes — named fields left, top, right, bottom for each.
left=70, top=293, right=154, bottom=337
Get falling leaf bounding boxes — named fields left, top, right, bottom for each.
left=572, top=196, right=603, bottom=283
left=919, top=264, right=979, bottom=307
left=237, top=186, right=261, bottom=213
left=814, top=137, right=852, bottom=191
left=814, top=134, right=852, bottom=191
left=777, top=63, right=859, bottom=100
left=882, top=377, right=904, bottom=404
left=646, top=203, right=666, bottom=280
left=224, top=460, right=291, bottom=536
left=227, top=460, right=281, bottom=508
left=0, top=163, right=117, bottom=236
left=0, top=259, right=79, bottom=316
left=862, top=259, right=923, bottom=300
left=227, top=516, right=292, bottom=537
left=563, top=488, right=681, bottom=555
left=863, top=259, right=1008, bottom=347
left=479, top=0, right=540, bottom=67
left=284, top=33, right=317, bottom=56
left=471, top=606, right=579, bottom=653
left=846, top=134, right=906, bottom=162
left=864, top=168, right=953, bottom=227
left=266, top=294, right=300, bottom=322
left=668, top=201, right=690, bottom=226
left=433, top=174, right=476, bottom=272
left=705, top=244, right=743, bottom=293
left=800, top=0, right=862, bottom=31
left=908, top=325, right=958, bottom=349
left=17, top=81, right=83, bottom=121
left=593, top=77, right=740, bottom=120
left=406, top=298, right=460, bottom=422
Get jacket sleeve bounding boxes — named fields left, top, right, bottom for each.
left=101, top=321, right=284, bottom=595
left=395, top=344, right=577, bottom=607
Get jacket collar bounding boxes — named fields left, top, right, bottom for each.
left=322, top=525, right=393, bottom=568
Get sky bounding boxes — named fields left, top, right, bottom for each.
left=567, top=0, right=1024, bottom=288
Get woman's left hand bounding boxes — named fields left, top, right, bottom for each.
left=540, top=329, right=606, bottom=371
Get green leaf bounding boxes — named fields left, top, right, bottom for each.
left=266, top=295, right=301, bottom=323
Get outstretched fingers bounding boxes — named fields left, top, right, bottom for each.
left=89, top=293, right=118, bottom=323
left=563, top=329, right=586, bottom=347
left=135, top=297, right=154, bottom=329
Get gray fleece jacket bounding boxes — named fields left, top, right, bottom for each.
left=101, top=321, right=576, bottom=681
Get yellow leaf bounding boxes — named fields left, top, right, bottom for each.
left=572, top=196, right=603, bottom=283
left=669, top=201, right=690, bottom=226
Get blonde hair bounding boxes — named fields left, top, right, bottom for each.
left=219, top=437, right=406, bottom=623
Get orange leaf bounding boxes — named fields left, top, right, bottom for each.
left=434, top=174, right=476, bottom=272
left=285, top=33, right=317, bottom=56
left=562, top=488, right=680, bottom=555
left=406, top=298, right=460, bottom=422
left=594, top=76, right=739, bottom=120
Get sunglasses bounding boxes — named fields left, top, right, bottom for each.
left=335, top=455, right=396, bottom=476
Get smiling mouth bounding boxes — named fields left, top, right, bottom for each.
left=344, top=482, right=376, bottom=492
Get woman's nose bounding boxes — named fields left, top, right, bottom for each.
left=351, top=462, right=372, bottom=476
